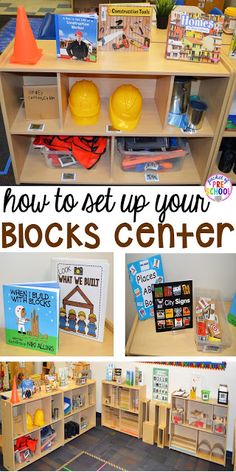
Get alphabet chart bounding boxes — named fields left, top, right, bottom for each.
left=152, top=280, right=193, bottom=332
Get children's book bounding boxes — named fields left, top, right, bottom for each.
left=128, top=255, right=164, bottom=321
left=52, top=258, right=109, bottom=342
left=98, top=3, right=152, bottom=51
left=55, top=13, right=98, bottom=62
left=229, top=27, right=236, bottom=58
left=165, top=11, right=224, bottom=64
left=152, top=280, right=193, bottom=332
left=3, top=282, right=60, bottom=355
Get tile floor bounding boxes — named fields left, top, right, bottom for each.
left=0, top=0, right=72, bottom=15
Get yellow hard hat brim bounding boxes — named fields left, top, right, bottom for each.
left=71, top=112, right=99, bottom=125
left=109, top=102, right=141, bottom=131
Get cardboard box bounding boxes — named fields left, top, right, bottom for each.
left=142, top=421, right=156, bottom=445
left=23, top=84, right=59, bottom=120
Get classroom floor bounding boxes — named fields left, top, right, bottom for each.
left=0, top=416, right=233, bottom=471
left=0, top=0, right=72, bottom=16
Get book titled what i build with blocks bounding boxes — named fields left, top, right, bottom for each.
left=3, top=282, right=60, bottom=354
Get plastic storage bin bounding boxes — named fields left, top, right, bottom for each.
left=195, top=288, right=232, bottom=352
left=42, top=149, right=79, bottom=169
left=117, top=137, right=189, bottom=173
left=223, top=7, right=236, bottom=34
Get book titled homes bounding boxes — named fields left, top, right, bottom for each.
left=98, top=4, right=152, bottom=52
left=128, top=255, right=164, bottom=321
left=52, top=259, right=109, bottom=342
left=55, top=13, right=98, bottom=62
left=166, top=11, right=223, bottom=63
left=3, top=282, right=60, bottom=354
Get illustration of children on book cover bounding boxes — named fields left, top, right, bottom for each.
left=166, top=11, right=224, bottom=64
left=55, top=14, right=98, bottom=62
left=98, top=4, right=151, bottom=52
left=3, top=284, right=59, bottom=354
left=53, top=259, right=109, bottom=343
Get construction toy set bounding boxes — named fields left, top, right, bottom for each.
left=195, top=289, right=232, bottom=352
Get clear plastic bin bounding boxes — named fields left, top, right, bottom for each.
left=195, top=288, right=232, bottom=353
left=41, top=148, right=79, bottom=169
left=117, top=138, right=189, bottom=174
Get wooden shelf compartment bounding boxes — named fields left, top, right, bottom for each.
left=64, top=404, right=96, bottom=444
left=170, top=424, right=197, bottom=454
left=14, top=429, right=41, bottom=471
left=120, top=410, right=139, bottom=437
left=0, top=72, right=60, bottom=134
left=112, top=137, right=214, bottom=185
left=186, top=399, right=213, bottom=432
left=102, top=405, right=120, bottom=431
left=13, top=405, right=26, bottom=438
left=11, top=135, right=112, bottom=185
left=197, top=430, right=226, bottom=466
left=210, top=150, right=236, bottom=185
left=26, top=397, right=52, bottom=427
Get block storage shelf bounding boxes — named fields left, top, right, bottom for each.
left=170, top=394, right=228, bottom=466
left=1, top=380, right=96, bottom=471
left=101, top=380, right=146, bottom=438
left=0, top=40, right=233, bottom=185
left=208, top=48, right=236, bottom=184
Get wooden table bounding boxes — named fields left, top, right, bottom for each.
left=0, top=321, right=113, bottom=357
left=126, top=302, right=236, bottom=356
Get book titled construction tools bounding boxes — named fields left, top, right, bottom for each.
left=3, top=282, right=60, bottom=354
left=98, top=3, right=152, bottom=51
left=52, top=259, right=109, bottom=342
left=166, top=11, right=224, bottom=64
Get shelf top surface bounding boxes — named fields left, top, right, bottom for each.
left=172, top=394, right=228, bottom=407
left=0, top=40, right=230, bottom=77
left=1, top=380, right=95, bottom=405
left=103, top=380, right=144, bottom=389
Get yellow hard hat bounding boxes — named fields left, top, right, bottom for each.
left=34, top=409, right=45, bottom=427
left=26, top=412, right=33, bottom=430
left=69, top=80, right=100, bottom=125
left=109, top=84, right=142, bottom=131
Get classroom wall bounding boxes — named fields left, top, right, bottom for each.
left=90, top=360, right=236, bottom=452
left=0, top=252, right=113, bottom=326
left=126, top=253, right=236, bottom=341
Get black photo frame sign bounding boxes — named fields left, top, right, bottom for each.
left=152, top=280, right=193, bottom=333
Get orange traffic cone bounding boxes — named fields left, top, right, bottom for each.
left=10, top=375, right=20, bottom=404
left=10, top=6, right=42, bottom=65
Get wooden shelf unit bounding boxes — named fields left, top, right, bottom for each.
left=208, top=47, right=236, bottom=183
left=170, top=394, right=228, bottom=466
left=1, top=380, right=96, bottom=471
left=101, top=380, right=146, bottom=438
left=0, top=40, right=233, bottom=185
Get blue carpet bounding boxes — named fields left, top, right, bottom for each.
left=0, top=17, right=43, bottom=53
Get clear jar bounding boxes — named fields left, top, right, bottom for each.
left=223, top=7, right=236, bottom=34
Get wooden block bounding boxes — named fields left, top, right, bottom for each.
left=149, top=401, right=157, bottom=423
left=157, top=426, right=166, bottom=448
left=142, top=421, right=156, bottom=445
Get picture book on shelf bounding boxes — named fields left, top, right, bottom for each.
left=52, top=258, right=109, bottom=342
left=152, top=280, right=193, bottom=332
left=98, top=3, right=152, bottom=51
left=3, top=282, right=60, bottom=355
left=165, top=11, right=224, bottom=64
left=55, top=13, right=98, bottom=62
left=128, top=255, right=164, bottom=321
